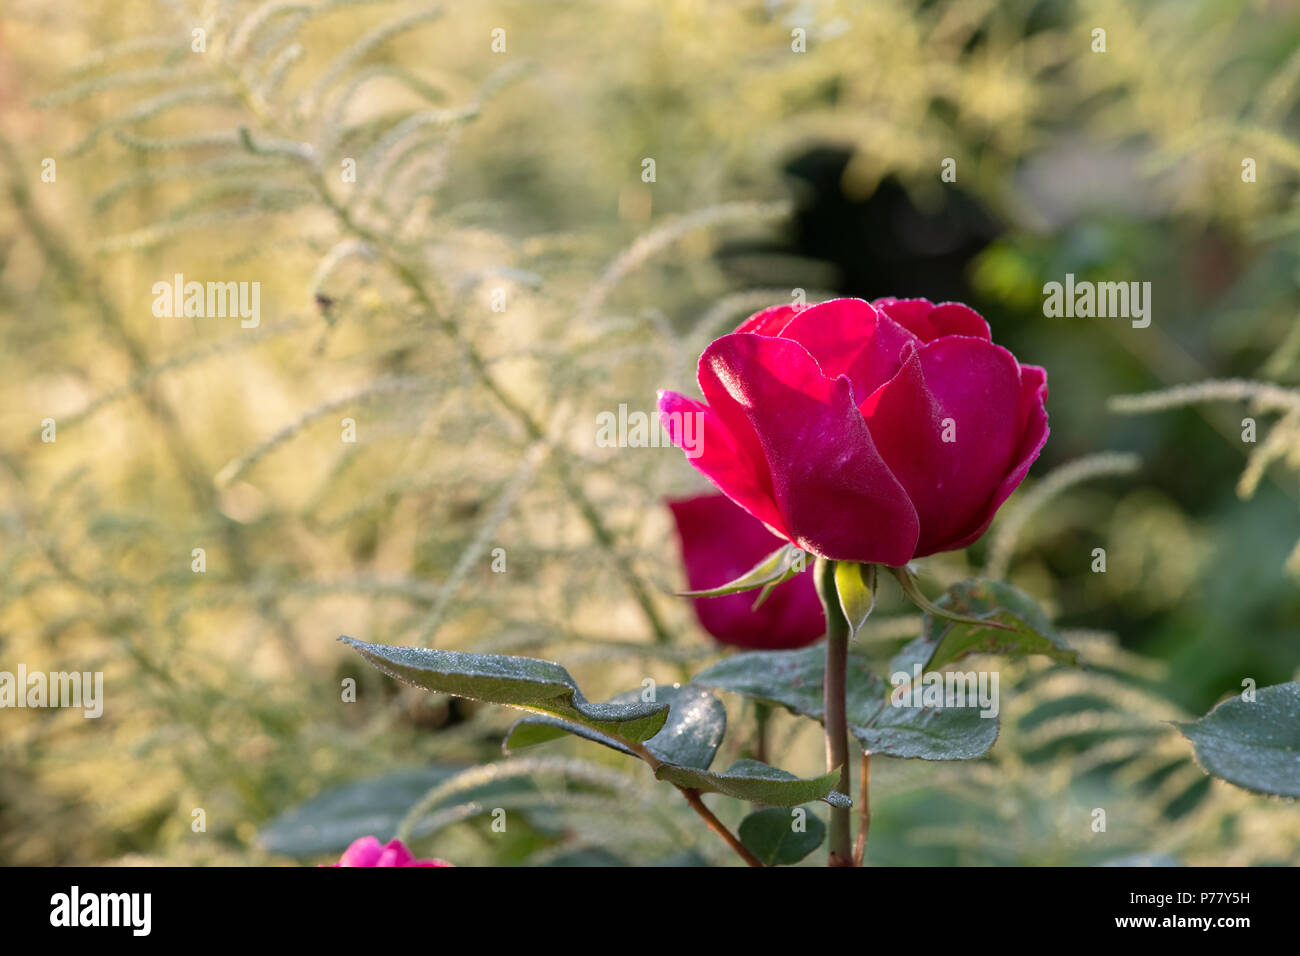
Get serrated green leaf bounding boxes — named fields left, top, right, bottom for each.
left=341, top=636, right=668, bottom=741
left=656, top=758, right=851, bottom=808
left=502, top=716, right=638, bottom=757
left=692, top=644, right=874, bottom=723
left=890, top=566, right=1015, bottom=631
left=890, top=579, right=1078, bottom=675
left=1174, top=681, right=1300, bottom=798
left=641, top=684, right=727, bottom=768
left=739, top=806, right=826, bottom=865
left=695, top=644, right=998, bottom=760
left=835, top=561, right=876, bottom=636
left=504, top=683, right=726, bottom=769
left=678, top=542, right=806, bottom=598
left=854, top=683, right=999, bottom=760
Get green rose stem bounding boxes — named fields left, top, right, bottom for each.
left=853, top=752, right=871, bottom=866
left=677, top=786, right=765, bottom=867
left=622, top=739, right=764, bottom=867
left=396, top=727, right=765, bottom=867
left=814, top=556, right=854, bottom=866
left=623, top=740, right=764, bottom=867
left=753, top=700, right=772, bottom=764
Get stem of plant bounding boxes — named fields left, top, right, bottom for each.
left=624, top=739, right=762, bottom=867
left=677, top=787, right=765, bottom=867
left=814, top=556, right=854, bottom=866
left=753, top=700, right=771, bottom=764
left=853, top=751, right=870, bottom=866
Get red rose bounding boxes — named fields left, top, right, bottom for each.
left=658, top=297, right=1048, bottom=565
left=669, top=493, right=825, bottom=649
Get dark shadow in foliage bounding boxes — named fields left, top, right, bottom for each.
left=716, top=145, right=1001, bottom=304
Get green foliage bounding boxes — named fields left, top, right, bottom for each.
left=655, top=759, right=850, bottom=809
left=1175, top=682, right=1300, bottom=798
left=340, top=637, right=669, bottom=742
left=891, top=580, right=1080, bottom=674
left=695, top=644, right=999, bottom=760
left=258, top=763, right=538, bottom=857
left=505, top=683, right=725, bottom=769
left=739, top=807, right=825, bottom=865
left=345, top=637, right=847, bottom=812
left=861, top=636, right=1300, bottom=866
left=676, top=543, right=806, bottom=600
left=834, top=561, right=877, bottom=636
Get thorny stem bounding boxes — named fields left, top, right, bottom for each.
left=814, top=557, right=854, bottom=866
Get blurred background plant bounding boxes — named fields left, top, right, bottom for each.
left=1, top=0, right=1297, bottom=865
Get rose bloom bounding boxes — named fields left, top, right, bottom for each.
left=669, top=492, right=825, bottom=649
left=658, top=298, right=1048, bottom=566
left=325, top=836, right=453, bottom=867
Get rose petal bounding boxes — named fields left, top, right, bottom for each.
left=735, top=303, right=800, bottom=336
left=776, top=297, right=920, bottom=399
left=861, top=336, right=1023, bottom=556
left=698, top=333, right=919, bottom=564
left=337, top=836, right=385, bottom=867
left=941, top=364, right=1050, bottom=552
left=658, top=390, right=789, bottom=538
left=327, top=835, right=450, bottom=867
left=873, top=297, right=991, bottom=342
left=378, top=840, right=415, bottom=866
left=669, top=493, right=824, bottom=649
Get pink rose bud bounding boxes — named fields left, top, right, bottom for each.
left=326, top=836, right=453, bottom=867
left=669, top=493, right=825, bottom=649
left=658, top=297, right=1048, bottom=565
